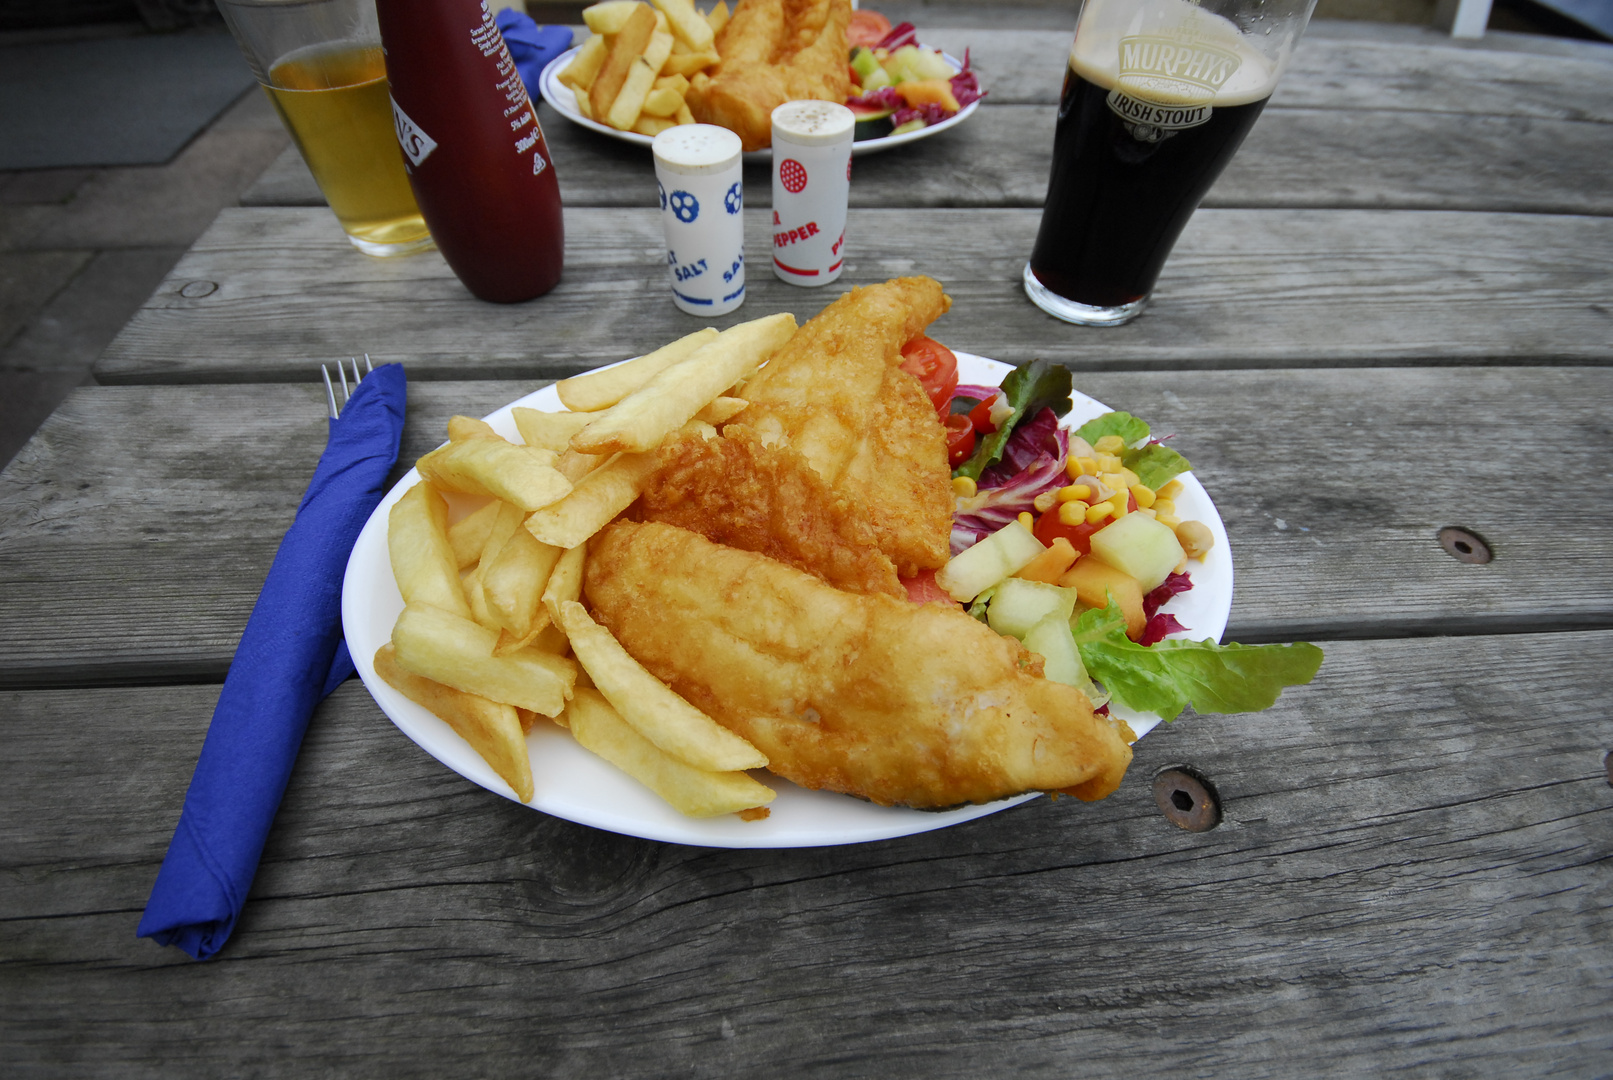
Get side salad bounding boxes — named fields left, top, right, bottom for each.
left=845, top=9, right=985, bottom=139
left=897, top=338, right=1322, bottom=724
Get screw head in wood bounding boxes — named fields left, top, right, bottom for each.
left=1437, top=527, right=1492, bottom=564
left=1153, top=765, right=1222, bottom=832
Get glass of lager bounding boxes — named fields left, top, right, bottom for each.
left=218, top=0, right=431, bottom=257
left=1025, top=0, right=1316, bottom=326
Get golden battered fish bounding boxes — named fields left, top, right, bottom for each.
left=638, top=276, right=955, bottom=591
left=585, top=520, right=1135, bottom=809
left=688, top=0, right=853, bottom=150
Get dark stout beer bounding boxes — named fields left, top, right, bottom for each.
left=1024, top=0, right=1295, bottom=323
left=1028, top=66, right=1270, bottom=310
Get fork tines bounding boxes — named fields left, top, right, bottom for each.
left=321, top=355, right=375, bottom=418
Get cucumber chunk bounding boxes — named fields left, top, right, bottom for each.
left=1088, top=512, right=1186, bottom=592
left=987, top=578, right=1077, bottom=640
left=936, top=521, right=1045, bottom=602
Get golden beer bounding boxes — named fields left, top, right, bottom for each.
left=265, top=44, right=431, bottom=256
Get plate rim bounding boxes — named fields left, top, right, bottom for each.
left=535, top=45, right=981, bottom=161
left=341, top=353, right=1233, bottom=848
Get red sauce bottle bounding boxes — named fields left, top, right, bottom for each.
left=377, top=0, right=563, bottom=303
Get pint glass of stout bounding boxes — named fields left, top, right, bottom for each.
left=1024, top=0, right=1316, bottom=326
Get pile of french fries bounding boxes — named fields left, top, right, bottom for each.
left=559, top=0, right=729, bottom=136
left=378, top=313, right=798, bottom=819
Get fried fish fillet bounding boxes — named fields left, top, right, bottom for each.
left=638, top=276, right=955, bottom=593
left=687, top=0, right=853, bottom=150
left=585, top=521, right=1135, bottom=809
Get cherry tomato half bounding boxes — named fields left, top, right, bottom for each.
left=944, top=412, right=976, bottom=466
left=848, top=10, right=893, bottom=49
left=1033, top=495, right=1138, bottom=554
left=967, top=395, right=999, bottom=435
left=900, top=335, right=959, bottom=416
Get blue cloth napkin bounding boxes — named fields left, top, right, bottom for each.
left=138, top=364, right=407, bottom=960
left=496, top=10, right=574, bottom=103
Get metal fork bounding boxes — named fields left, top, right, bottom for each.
left=321, top=354, right=374, bottom=418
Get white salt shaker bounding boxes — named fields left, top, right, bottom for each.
left=652, top=124, right=746, bottom=315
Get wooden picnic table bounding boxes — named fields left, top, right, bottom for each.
left=2, top=19, right=1610, bottom=1077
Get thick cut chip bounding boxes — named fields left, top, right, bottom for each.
left=565, top=688, right=775, bottom=817
left=557, top=600, right=767, bottom=772
left=447, top=499, right=501, bottom=570
left=388, top=482, right=472, bottom=618
left=557, top=328, right=717, bottom=412
left=570, top=313, right=796, bottom=455
left=663, top=51, right=718, bottom=77
left=416, top=438, right=571, bottom=511
left=484, top=524, right=564, bottom=640
left=375, top=644, right=533, bottom=802
left=541, top=543, right=587, bottom=626
left=589, top=2, right=658, bottom=120
left=607, top=31, right=675, bottom=130
left=447, top=415, right=499, bottom=441
left=633, top=114, right=677, bottom=136
left=694, top=396, right=748, bottom=424
left=559, top=32, right=608, bottom=91
left=524, top=451, right=658, bottom=548
left=582, top=0, right=643, bottom=35
left=512, top=407, right=594, bottom=451
left=652, top=0, right=714, bottom=49
left=391, top=603, right=577, bottom=717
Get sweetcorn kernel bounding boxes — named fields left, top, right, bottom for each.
left=1057, top=500, right=1086, bottom=526
left=1131, top=483, right=1156, bottom=509
left=1156, top=513, right=1181, bottom=529
left=1099, top=471, right=1128, bottom=493
left=1018, top=511, right=1036, bottom=531
left=952, top=476, right=978, bottom=498
left=1033, top=490, right=1057, bottom=513
left=1064, top=457, right=1084, bottom=482
left=1108, top=491, right=1129, bottom=518
left=1085, top=502, right=1115, bottom=525
left=1153, top=498, right=1176, bottom=518
left=1058, top=484, right=1091, bottom=503
left=1095, top=452, right=1123, bottom=473
left=1120, top=467, right=1140, bottom=488
left=1093, top=434, right=1126, bottom=454
left=1159, top=479, right=1185, bottom=500
left=1075, top=455, right=1099, bottom=476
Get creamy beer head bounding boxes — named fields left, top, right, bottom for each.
left=1069, top=0, right=1284, bottom=108
left=653, top=124, right=743, bottom=176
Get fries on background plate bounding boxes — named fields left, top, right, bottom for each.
left=559, top=0, right=728, bottom=135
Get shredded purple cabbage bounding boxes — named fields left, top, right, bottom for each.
left=876, top=21, right=918, bottom=50
left=949, top=406, right=1069, bottom=554
left=891, top=102, right=950, bottom=128
left=847, top=86, right=903, bottom=111
left=950, top=49, right=984, bottom=108
left=953, top=383, right=998, bottom=403
left=1143, top=571, right=1194, bottom=619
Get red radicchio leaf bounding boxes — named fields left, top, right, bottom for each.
left=876, top=21, right=918, bottom=49
left=1143, top=571, right=1194, bottom=619
left=980, top=406, right=1063, bottom=488
left=1138, top=612, right=1189, bottom=647
left=847, top=86, right=903, bottom=111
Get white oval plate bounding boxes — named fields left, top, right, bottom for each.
left=342, top=353, right=1233, bottom=848
left=537, top=46, right=980, bottom=162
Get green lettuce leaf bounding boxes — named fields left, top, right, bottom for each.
left=953, top=359, right=1073, bottom=481
left=1122, top=443, right=1192, bottom=490
left=1075, top=411, right=1150, bottom=447
left=1071, top=600, right=1323, bottom=722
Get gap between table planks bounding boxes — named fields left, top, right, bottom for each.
left=95, top=206, right=1613, bottom=386
left=2, top=632, right=1609, bottom=1075
left=2, top=369, right=1609, bottom=688
left=244, top=102, right=1613, bottom=216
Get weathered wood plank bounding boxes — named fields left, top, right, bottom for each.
left=919, top=27, right=1613, bottom=119
left=3, top=368, right=1611, bottom=685
left=96, top=207, right=1613, bottom=384
left=2, top=632, right=1609, bottom=1075
left=241, top=102, right=1613, bottom=215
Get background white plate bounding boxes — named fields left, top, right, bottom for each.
left=341, top=353, right=1233, bottom=848
left=537, top=46, right=981, bottom=162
